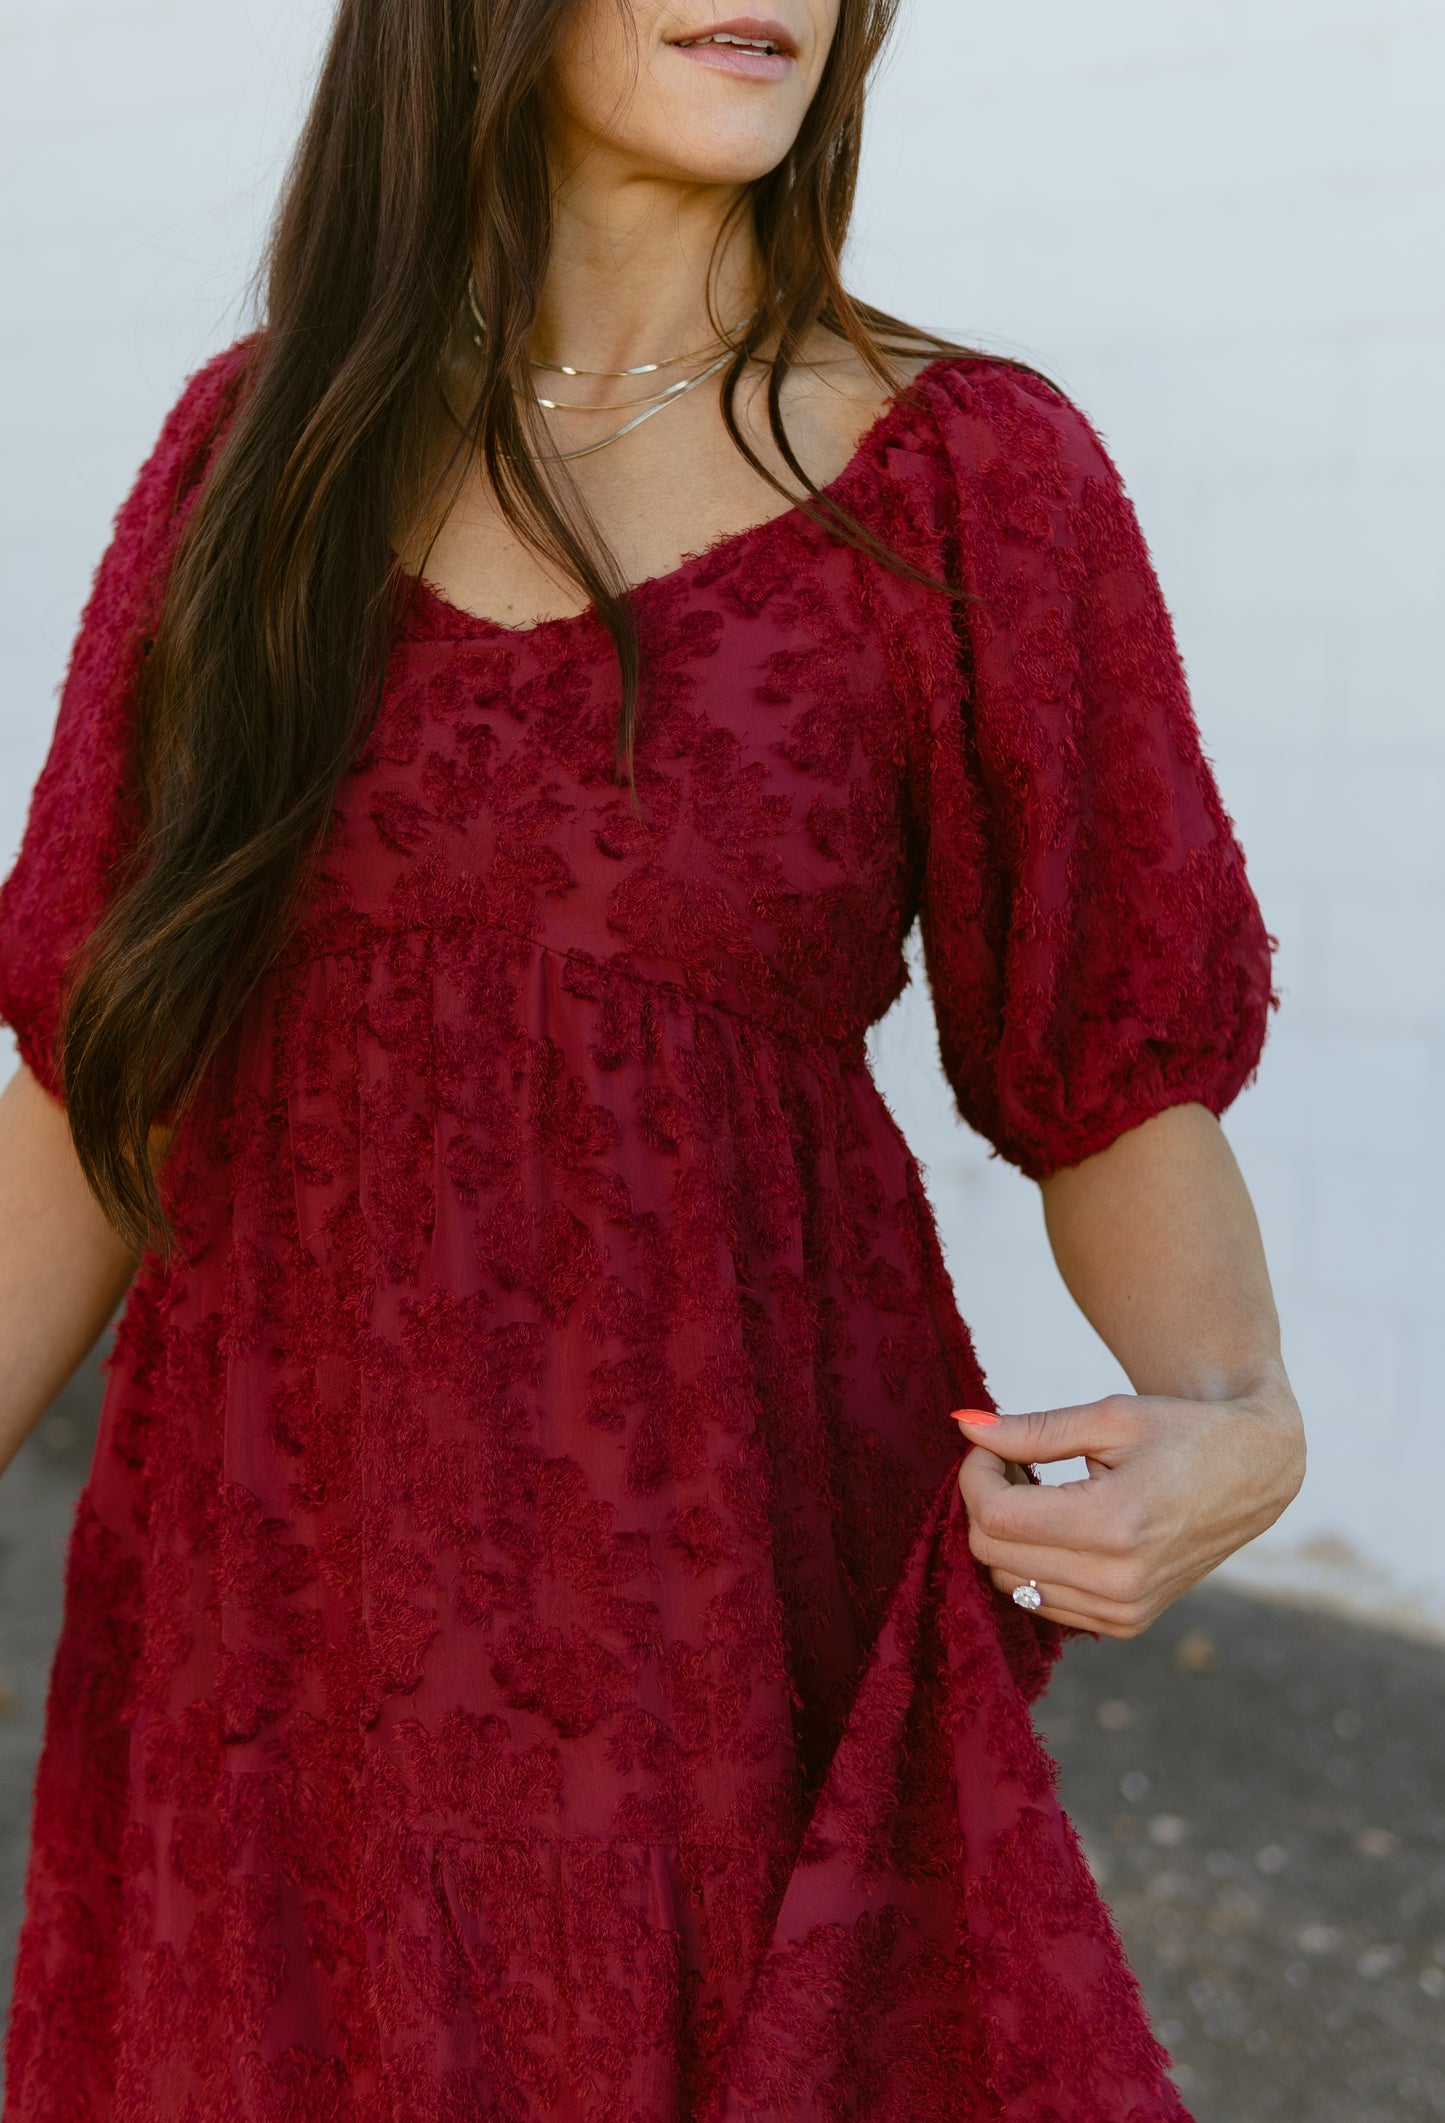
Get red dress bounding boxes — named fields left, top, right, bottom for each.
left=0, top=343, right=1272, bottom=2122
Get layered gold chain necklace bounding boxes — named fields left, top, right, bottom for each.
left=464, top=273, right=758, bottom=463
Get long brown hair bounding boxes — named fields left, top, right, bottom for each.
left=62, top=0, right=976, bottom=1255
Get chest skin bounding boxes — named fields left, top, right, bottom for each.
left=400, top=338, right=940, bottom=634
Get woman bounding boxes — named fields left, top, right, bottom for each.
left=0, top=0, right=1304, bottom=2116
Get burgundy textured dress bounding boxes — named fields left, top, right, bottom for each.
left=0, top=342, right=1272, bottom=2123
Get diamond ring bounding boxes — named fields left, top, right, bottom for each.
left=1011, top=1579, right=1044, bottom=1613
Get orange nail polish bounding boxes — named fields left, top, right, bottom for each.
left=951, top=1407, right=1000, bottom=1426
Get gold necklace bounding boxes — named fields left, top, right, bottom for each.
left=529, top=329, right=750, bottom=379
left=466, top=273, right=751, bottom=377
left=464, top=274, right=757, bottom=462
left=528, top=347, right=741, bottom=462
left=535, top=370, right=723, bottom=413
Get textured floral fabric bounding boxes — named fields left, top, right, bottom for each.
left=0, top=341, right=1272, bottom=2123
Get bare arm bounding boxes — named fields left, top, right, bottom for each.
left=954, top=1101, right=1306, bottom=1636
left=0, top=1063, right=140, bottom=1478
left=1040, top=1099, right=1286, bottom=1406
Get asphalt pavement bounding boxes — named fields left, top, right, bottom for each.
left=1038, top=1586, right=1445, bottom=2119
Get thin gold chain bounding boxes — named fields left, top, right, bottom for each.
left=461, top=274, right=759, bottom=462
left=465, top=273, right=754, bottom=378
left=526, top=347, right=740, bottom=462
left=436, top=349, right=742, bottom=463
left=534, top=370, right=726, bottom=414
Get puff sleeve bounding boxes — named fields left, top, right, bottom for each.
left=914, top=361, right=1275, bottom=1180
left=0, top=341, right=253, bottom=1102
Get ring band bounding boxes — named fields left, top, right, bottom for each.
left=1011, top=1579, right=1044, bottom=1613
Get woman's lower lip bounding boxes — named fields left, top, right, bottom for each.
left=667, top=41, right=795, bottom=81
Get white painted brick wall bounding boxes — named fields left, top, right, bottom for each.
left=2, top=1, right=1440, bottom=1629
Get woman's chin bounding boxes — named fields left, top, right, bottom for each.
left=631, top=119, right=795, bottom=192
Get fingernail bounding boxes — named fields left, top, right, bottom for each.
left=951, top=1407, right=1000, bottom=1427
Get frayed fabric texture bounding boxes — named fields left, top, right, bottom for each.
left=0, top=342, right=1272, bottom=2121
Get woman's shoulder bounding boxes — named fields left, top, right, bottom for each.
left=144, top=335, right=259, bottom=490
left=906, top=348, right=1122, bottom=495
left=784, top=331, right=1121, bottom=523
left=89, top=335, right=260, bottom=602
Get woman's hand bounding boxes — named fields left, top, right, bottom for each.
left=949, top=1101, right=1308, bottom=1637
left=953, top=1370, right=1305, bottom=1637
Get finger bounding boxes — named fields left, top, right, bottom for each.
left=952, top=1397, right=1143, bottom=1470
left=977, top=1541, right=1163, bottom=1615
left=985, top=1564, right=1159, bottom=1639
left=999, top=1588, right=1102, bottom=1631
left=955, top=1460, right=1123, bottom=1599
left=1001, top=1594, right=1145, bottom=1640
left=956, top=1446, right=1089, bottom=1544
left=958, top=1448, right=1137, bottom=1556
left=967, top=1532, right=1158, bottom=1611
